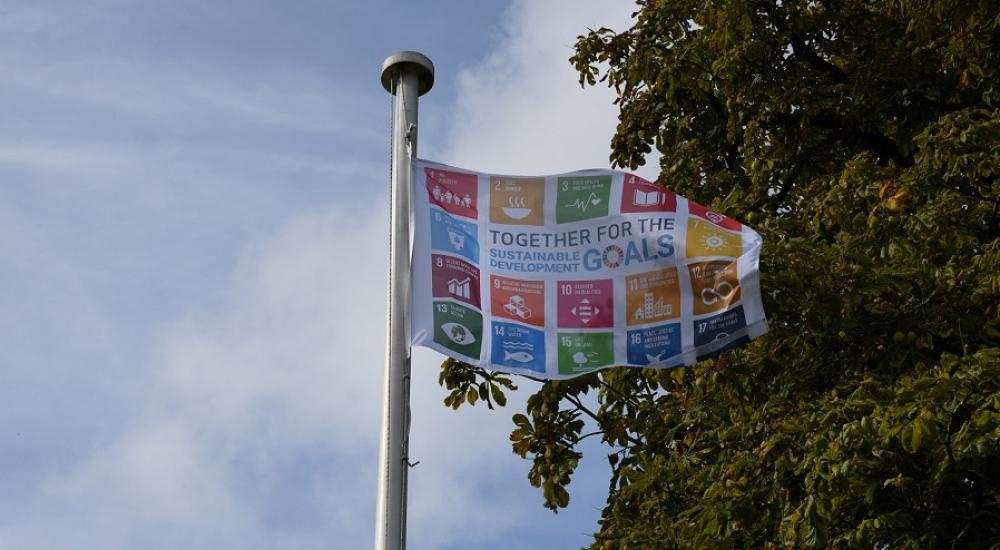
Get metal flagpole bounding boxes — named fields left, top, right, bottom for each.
left=376, top=51, right=433, bottom=550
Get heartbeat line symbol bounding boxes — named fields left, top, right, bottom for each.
left=565, top=192, right=602, bottom=212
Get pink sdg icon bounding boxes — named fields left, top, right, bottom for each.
left=557, top=279, right=614, bottom=329
left=570, top=299, right=600, bottom=324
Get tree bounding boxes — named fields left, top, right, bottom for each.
left=439, top=1, right=1000, bottom=547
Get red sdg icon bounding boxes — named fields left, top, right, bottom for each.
left=426, top=167, right=478, bottom=219
left=620, top=173, right=676, bottom=213
left=688, top=201, right=741, bottom=231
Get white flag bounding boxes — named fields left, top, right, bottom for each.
left=410, top=159, right=768, bottom=379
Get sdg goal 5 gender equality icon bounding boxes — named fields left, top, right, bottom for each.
left=409, top=159, right=768, bottom=380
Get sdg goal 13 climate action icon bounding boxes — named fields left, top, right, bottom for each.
left=409, top=159, right=768, bottom=380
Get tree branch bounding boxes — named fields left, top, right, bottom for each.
left=789, top=33, right=851, bottom=85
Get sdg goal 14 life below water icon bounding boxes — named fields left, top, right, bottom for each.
left=491, top=321, right=545, bottom=373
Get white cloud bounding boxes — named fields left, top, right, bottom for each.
left=18, top=204, right=388, bottom=550
left=432, top=0, right=658, bottom=180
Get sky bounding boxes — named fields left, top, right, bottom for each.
left=0, top=2, right=657, bottom=548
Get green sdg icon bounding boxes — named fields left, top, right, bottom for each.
left=433, top=302, right=483, bottom=359
left=557, top=332, right=614, bottom=375
left=556, top=175, right=612, bottom=223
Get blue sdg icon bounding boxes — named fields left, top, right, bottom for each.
left=694, top=306, right=749, bottom=361
left=430, top=209, right=479, bottom=264
left=491, top=322, right=545, bottom=373
left=626, top=323, right=681, bottom=366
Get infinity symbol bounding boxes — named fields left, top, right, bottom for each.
left=701, top=281, right=736, bottom=305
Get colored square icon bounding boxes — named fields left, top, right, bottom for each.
left=557, top=279, right=614, bottom=328
left=625, top=268, right=680, bottom=326
left=489, top=176, right=545, bottom=225
left=431, top=254, right=481, bottom=308
left=621, top=173, right=676, bottom=213
left=426, top=167, right=477, bottom=219
left=557, top=332, right=614, bottom=375
left=688, top=260, right=740, bottom=315
left=556, top=175, right=612, bottom=223
left=490, top=275, right=545, bottom=327
left=686, top=218, right=742, bottom=258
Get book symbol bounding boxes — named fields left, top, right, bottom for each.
left=632, top=188, right=664, bottom=207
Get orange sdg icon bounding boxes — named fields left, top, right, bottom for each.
left=688, top=261, right=741, bottom=315
left=625, top=268, right=681, bottom=326
left=490, top=176, right=545, bottom=225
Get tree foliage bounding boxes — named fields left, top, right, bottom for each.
left=440, top=1, right=1000, bottom=547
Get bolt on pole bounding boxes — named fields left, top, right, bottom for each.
left=375, top=51, right=434, bottom=550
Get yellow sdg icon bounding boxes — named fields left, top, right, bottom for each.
left=686, top=218, right=742, bottom=258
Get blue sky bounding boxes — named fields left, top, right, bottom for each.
left=0, top=2, right=657, bottom=548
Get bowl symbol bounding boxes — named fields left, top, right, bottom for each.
left=501, top=196, right=531, bottom=219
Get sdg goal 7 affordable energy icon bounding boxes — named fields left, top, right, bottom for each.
left=410, top=159, right=768, bottom=380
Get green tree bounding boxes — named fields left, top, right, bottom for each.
left=440, top=1, right=1000, bottom=547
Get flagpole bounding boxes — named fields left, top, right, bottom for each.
left=376, top=51, right=433, bottom=550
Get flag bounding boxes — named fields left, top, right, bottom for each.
left=410, top=159, right=768, bottom=379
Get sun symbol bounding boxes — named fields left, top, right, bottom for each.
left=703, top=234, right=726, bottom=249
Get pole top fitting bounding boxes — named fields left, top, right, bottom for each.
left=381, top=51, right=434, bottom=96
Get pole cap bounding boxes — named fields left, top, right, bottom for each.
left=381, top=51, right=434, bottom=96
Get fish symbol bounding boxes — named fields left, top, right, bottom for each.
left=503, top=350, right=533, bottom=363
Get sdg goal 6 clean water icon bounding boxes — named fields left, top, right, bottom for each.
left=430, top=209, right=479, bottom=264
